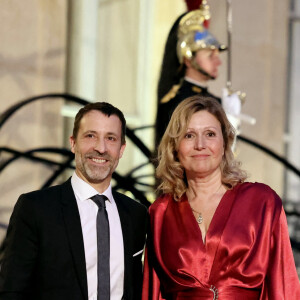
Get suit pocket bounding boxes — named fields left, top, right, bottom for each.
left=132, top=249, right=144, bottom=257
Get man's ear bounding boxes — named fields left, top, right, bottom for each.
left=70, top=136, right=76, bottom=154
left=119, top=143, right=126, bottom=159
left=183, top=57, right=192, bottom=68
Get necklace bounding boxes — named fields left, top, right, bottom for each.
left=191, top=208, right=203, bottom=224
left=189, top=183, right=223, bottom=225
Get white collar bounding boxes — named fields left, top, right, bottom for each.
left=71, top=171, right=113, bottom=203
left=184, top=76, right=207, bottom=88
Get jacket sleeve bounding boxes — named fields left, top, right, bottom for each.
left=0, top=194, right=38, bottom=300
left=261, top=207, right=300, bottom=299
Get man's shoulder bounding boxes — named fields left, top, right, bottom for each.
left=19, top=179, right=72, bottom=205
left=180, top=80, right=221, bottom=103
left=10, top=180, right=73, bottom=220
left=113, top=190, right=147, bottom=212
left=204, top=90, right=221, bottom=103
left=25, top=179, right=70, bottom=194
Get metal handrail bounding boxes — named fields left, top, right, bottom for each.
left=1, top=93, right=300, bottom=252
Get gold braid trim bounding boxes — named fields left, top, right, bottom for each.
left=160, top=84, right=181, bottom=104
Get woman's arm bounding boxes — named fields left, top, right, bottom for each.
left=262, top=208, right=300, bottom=299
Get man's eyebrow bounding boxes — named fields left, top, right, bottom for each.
left=82, top=130, right=97, bottom=135
left=106, top=132, right=119, bottom=139
left=81, top=130, right=119, bottom=137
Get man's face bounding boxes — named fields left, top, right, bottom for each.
left=70, top=110, right=126, bottom=190
left=194, top=49, right=221, bottom=79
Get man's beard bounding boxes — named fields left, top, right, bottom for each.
left=76, top=151, right=116, bottom=184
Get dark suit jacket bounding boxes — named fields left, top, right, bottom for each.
left=0, top=179, right=148, bottom=300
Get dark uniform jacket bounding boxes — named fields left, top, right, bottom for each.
left=155, top=79, right=221, bottom=147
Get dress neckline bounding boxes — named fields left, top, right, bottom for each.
left=181, top=186, right=235, bottom=249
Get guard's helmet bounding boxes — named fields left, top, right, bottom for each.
left=177, top=7, right=227, bottom=64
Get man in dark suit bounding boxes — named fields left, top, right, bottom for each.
left=0, top=102, right=148, bottom=300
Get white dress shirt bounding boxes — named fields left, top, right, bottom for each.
left=71, top=172, right=124, bottom=300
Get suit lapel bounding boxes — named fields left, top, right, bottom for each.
left=61, top=179, right=88, bottom=300
left=113, top=191, right=133, bottom=297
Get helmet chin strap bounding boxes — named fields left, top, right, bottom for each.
left=190, top=58, right=216, bottom=80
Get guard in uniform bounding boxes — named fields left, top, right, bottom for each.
left=155, top=1, right=227, bottom=147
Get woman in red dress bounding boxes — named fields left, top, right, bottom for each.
left=142, top=96, right=300, bottom=299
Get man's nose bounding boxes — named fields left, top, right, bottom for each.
left=94, top=137, right=107, bottom=153
left=215, top=56, right=222, bottom=66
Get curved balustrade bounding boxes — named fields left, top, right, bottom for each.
left=0, top=94, right=299, bottom=253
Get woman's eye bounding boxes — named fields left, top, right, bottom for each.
left=184, top=133, right=194, bottom=139
left=207, top=132, right=216, bottom=137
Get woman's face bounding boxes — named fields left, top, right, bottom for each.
left=177, top=110, right=224, bottom=179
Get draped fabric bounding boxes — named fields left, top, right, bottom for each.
left=142, top=182, right=300, bottom=299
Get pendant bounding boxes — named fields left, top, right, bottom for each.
left=197, top=214, right=203, bottom=224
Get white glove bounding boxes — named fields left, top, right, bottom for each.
left=222, top=88, right=242, bottom=116
left=222, top=88, right=256, bottom=133
left=222, top=88, right=242, bottom=134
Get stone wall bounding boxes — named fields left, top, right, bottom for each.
left=0, top=0, right=67, bottom=240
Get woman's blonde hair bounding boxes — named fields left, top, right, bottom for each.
left=156, top=95, right=247, bottom=200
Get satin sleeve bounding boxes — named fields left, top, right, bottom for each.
left=142, top=247, right=166, bottom=300
left=261, top=207, right=300, bottom=299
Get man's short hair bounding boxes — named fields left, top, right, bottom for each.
left=72, top=102, right=126, bottom=145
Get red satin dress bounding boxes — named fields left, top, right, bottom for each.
left=142, top=182, right=300, bottom=299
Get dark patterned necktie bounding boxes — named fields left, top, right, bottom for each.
left=91, top=195, right=110, bottom=300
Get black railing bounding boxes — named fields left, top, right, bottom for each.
left=0, top=93, right=300, bottom=251
left=0, top=94, right=154, bottom=207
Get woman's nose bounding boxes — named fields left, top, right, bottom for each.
left=194, top=136, right=205, bottom=150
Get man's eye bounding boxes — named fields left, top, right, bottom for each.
left=86, top=134, right=94, bottom=138
left=107, top=136, right=116, bottom=141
